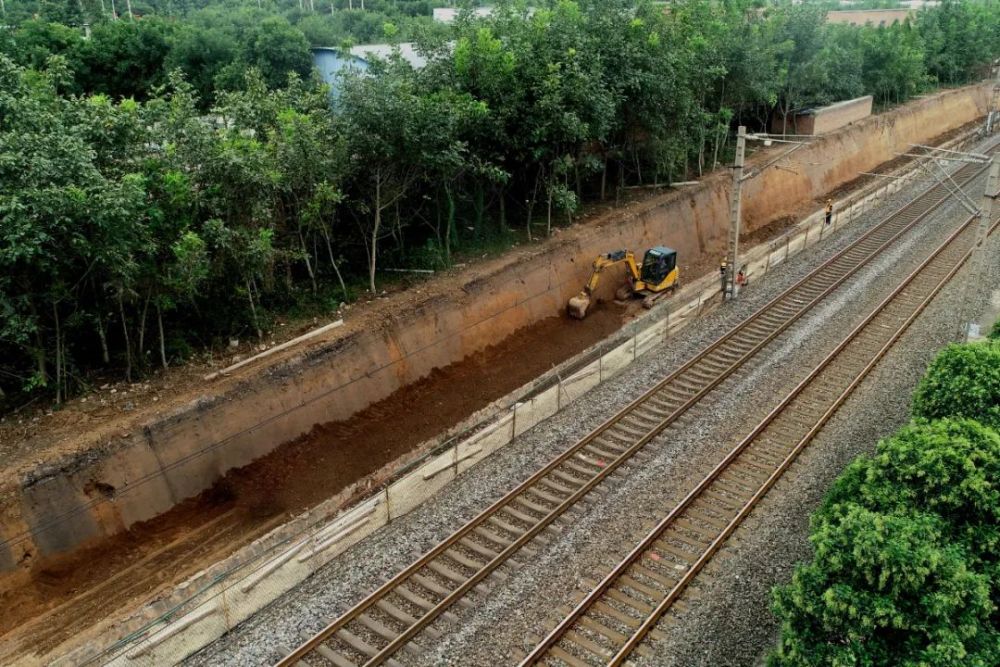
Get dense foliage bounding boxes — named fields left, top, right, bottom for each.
left=912, top=340, right=1000, bottom=432
left=770, top=338, right=1000, bottom=666
left=2, top=0, right=999, bottom=407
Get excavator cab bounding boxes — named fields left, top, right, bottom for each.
left=639, top=247, right=677, bottom=287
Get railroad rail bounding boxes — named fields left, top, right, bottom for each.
left=520, top=205, right=998, bottom=667
left=276, top=149, right=996, bottom=667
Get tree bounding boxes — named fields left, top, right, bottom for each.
left=339, top=67, right=421, bottom=293
left=770, top=506, right=996, bottom=667
left=771, top=419, right=1000, bottom=666
left=912, top=341, right=1000, bottom=432
left=247, top=16, right=314, bottom=89
left=73, top=18, right=176, bottom=100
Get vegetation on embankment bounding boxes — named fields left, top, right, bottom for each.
left=769, top=337, right=1000, bottom=666
left=2, top=0, right=999, bottom=409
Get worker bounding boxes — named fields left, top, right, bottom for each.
left=825, top=199, right=834, bottom=226
left=736, top=266, right=748, bottom=289
left=719, top=259, right=728, bottom=292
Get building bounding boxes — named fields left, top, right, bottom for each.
left=312, top=43, right=428, bottom=92
left=432, top=7, right=495, bottom=23
left=770, top=96, right=874, bottom=136
left=826, top=9, right=913, bottom=26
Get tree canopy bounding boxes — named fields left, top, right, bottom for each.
left=1, top=0, right=999, bottom=408
left=912, top=340, right=1000, bottom=432
left=770, top=335, right=1000, bottom=666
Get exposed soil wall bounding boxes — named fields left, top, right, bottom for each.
left=0, top=82, right=991, bottom=570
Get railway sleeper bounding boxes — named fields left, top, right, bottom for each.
left=511, top=495, right=553, bottom=517
left=644, top=395, right=682, bottom=415
left=579, top=444, right=620, bottom=463
left=444, top=546, right=488, bottom=572
left=548, top=644, right=592, bottom=667
left=528, top=483, right=571, bottom=506
left=673, top=517, right=719, bottom=542
left=391, top=584, right=435, bottom=615
left=603, top=584, right=656, bottom=615
left=579, top=613, right=631, bottom=646
left=503, top=503, right=544, bottom=526
left=741, top=448, right=784, bottom=470
left=619, top=574, right=664, bottom=601
left=540, top=473, right=580, bottom=495
left=355, top=614, right=423, bottom=658
left=726, top=463, right=769, bottom=485
left=487, top=514, right=528, bottom=538
left=312, top=643, right=356, bottom=667
left=614, top=420, right=650, bottom=439
left=631, top=562, right=679, bottom=589
left=562, top=459, right=601, bottom=478
left=685, top=506, right=733, bottom=530
left=473, top=523, right=514, bottom=549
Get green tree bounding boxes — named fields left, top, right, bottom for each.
left=770, top=506, right=996, bottom=667
left=771, top=419, right=1000, bottom=666
left=912, top=341, right=1000, bottom=431
left=339, top=67, right=422, bottom=293
left=247, top=16, right=314, bottom=89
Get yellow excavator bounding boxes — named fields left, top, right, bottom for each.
left=567, top=246, right=680, bottom=319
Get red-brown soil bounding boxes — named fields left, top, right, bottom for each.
left=0, top=304, right=625, bottom=657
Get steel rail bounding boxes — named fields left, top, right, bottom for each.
left=521, top=209, right=998, bottom=667
left=277, top=147, right=997, bottom=667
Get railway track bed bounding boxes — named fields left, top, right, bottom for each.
left=522, top=205, right=999, bottom=667
left=263, top=147, right=999, bottom=667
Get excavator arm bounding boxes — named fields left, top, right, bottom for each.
left=568, top=250, right=640, bottom=319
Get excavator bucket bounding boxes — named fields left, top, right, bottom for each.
left=567, top=292, right=592, bottom=319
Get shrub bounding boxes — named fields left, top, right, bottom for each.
left=770, top=506, right=997, bottom=667
left=820, top=419, right=1000, bottom=563
left=770, top=419, right=1000, bottom=666
left=912, top=341, right=1000, bottom=431
left=989, top=319, right=1000, bottom=341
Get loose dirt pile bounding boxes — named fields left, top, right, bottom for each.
left=0, top=303, right=624, bottom=657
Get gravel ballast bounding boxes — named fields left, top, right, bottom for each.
left=184, top=158, right=999, bottom=667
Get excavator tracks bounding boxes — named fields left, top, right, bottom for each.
left=276, top=147, right=997, bottom=667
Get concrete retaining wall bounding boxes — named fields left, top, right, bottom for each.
left=0, top=83, right=992, bottom=573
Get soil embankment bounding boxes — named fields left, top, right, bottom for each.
left=0, top=83, right=991, bottom=611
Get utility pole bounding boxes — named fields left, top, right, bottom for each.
left=725, top=125, right=747, bottom=300
left=959, top=159, right=1000, bottom=341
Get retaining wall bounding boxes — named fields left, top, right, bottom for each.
left=0, top=83, right=992, bottom=574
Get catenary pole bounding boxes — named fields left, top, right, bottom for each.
left=725, top=125, right=747, bottom=299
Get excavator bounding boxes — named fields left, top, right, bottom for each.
left=567, top=246, right=679, bottom=319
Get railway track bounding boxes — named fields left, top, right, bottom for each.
left=520, top=202, right=998, bottom=667
left=276, top=148, right=996, bottom=667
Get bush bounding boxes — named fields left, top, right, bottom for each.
left=770, top=506, right=996, bottom=667
left=822, top=419, right=1000, bottom=566
left=912, top=341, right=1000, bottom=431
left=770, top=419, right=1000, bottom=667
left=989, top=319, right=1000, bottom=341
